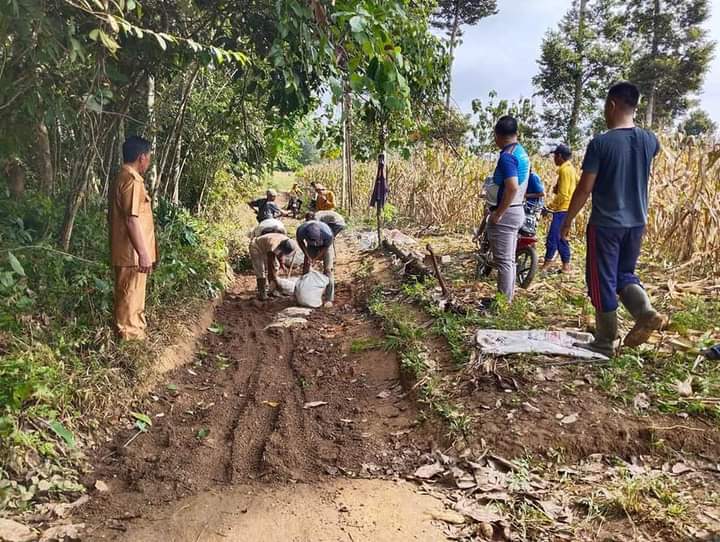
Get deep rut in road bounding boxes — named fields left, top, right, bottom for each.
left=82, top=240, right=435, bottom=536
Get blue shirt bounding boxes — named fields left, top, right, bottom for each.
left=297, top=220, right=333, bottom=248
left=526, top=172, right=544, bottom=205
left=493, top=143, right=530, bottom=206
left=582, top=128, right=660, bottom=228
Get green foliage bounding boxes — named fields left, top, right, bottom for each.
left=471, top=92, right=542, bottom=154
left=0, top=189, right=237, bottom=480
left=626, top=0, right=715, bottom=127
left=533, top=0, right=629, bottom=145
left=681, top=109, right=717, bottom=137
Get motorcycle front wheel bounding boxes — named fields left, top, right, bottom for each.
left=516, top=247, right=538, bottom=289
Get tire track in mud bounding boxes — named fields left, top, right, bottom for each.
left=84, top=240, right=427, bottom=527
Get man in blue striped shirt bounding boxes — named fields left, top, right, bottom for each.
left=487, top=115, right=530, bottom=301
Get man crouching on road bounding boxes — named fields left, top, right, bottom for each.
left=249, top=233, right=296, bottom=300
left=296, top=219, right=335, bottom=308
left=109, top=136, right=157, bottom=341
left=561, top=82, right=666, bottom=357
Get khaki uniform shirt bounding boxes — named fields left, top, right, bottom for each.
left=249, top=233, right=288, bottom=258
left=109, top=165, right=157, bottom=267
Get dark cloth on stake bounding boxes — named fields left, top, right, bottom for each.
left=370, top=156, right=388, bottom=209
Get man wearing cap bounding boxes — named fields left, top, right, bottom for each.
left=249, top=189, right=287, bottom=223
left=542, top=144, right=577, bottom=274
left=486, top=115, right=530, bottom=303
left=314, top=184, right=336, bottom=211
left=249, top=233, right=296, bottom=300
left=109, top=136, right=158, bottom=341
left=296, top=219, right=336, bottom=307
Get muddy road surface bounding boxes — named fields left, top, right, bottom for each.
left=81, top=239, right=446, bottom=540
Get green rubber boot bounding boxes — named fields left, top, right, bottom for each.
left=578, top=310, right=618, bottom=358
left=256, top=278, right=268, bottom=301
left=619, top=284, right=666, bottom=347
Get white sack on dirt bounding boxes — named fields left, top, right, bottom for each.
left=275, top=277, right=298, bottom=296
left=249, top=218, right=286, bottom=238
left=475, top=330, right=608, bottom=360
left=294, top=270, right=329, bottom=308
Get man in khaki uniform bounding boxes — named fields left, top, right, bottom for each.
left=249, top=233, right=296, bottom=300
left=109, top=136, right=157, bottom=340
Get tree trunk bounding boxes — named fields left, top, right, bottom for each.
left=157, top=66, right=199, bottom=193
left=171, top=132, right=183, bottom=205
left=341, top=75, right=353, bottom=210
left=567, top=0, right=588, bottom=146
left=5, top=159, right=25, bottom=198
left=59, top=162, right=92, bottom=251
left=645, top=0, right=661, bottom=128
left=146, top=75, right=158, bottom=197
left=445, top=6, right=461, bottom=110
left=36, top=121, right=54, bottom=193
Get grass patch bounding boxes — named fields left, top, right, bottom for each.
left=368, top=288, right=471, bottom=437
left=349, top=337, right=385, bottom=353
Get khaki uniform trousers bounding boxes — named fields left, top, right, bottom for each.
left=113, top=266, right=148, bottom=340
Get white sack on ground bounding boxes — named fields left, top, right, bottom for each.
left=294, top=270, right=329, bottom=308
left=249, top=218, right=286, bottom=238
left=475, top=330, right=609, bottom=360
left=275, top=277, right=298, bottom=296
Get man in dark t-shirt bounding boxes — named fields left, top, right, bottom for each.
left=561, top=82, right=666, bottom=357
left=296, top=219, right=336, bottom=307
left=249, top=189, right=286, bottom=223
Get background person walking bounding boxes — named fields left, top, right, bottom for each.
left=543, top=144, right=577, bottom=274
left=561, top=82, right=666, bottom=356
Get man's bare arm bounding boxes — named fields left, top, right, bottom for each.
left=126, top=216, right=153, bottom=273
left=560, top=171, right=597, bottom=240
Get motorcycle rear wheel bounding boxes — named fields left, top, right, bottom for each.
left=516, top=247, right=538, bottom=289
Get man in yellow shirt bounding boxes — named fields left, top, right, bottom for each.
left=542, top=144, right=577, bottom=273
left=315, top=184, right=336, bottom=210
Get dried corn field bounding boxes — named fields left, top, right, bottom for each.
left=298, top=138, right=720, bottom=275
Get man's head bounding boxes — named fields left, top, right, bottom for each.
left=604, top=82, right=640, bottom=127
left=274, top=238, right=297, bottom=266
left=315, top=184, right=326, bottom=194
left=122, top=136, right=152, bottom=174
left=494, top=115, right=519, bottom=148
left=552, top=143, right=572, bottom=166
left=266, top=189, right=278, bottom=201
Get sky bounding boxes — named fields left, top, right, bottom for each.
left=449, top=0, right=720, bottom=124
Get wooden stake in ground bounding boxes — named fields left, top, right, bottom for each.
left=426, top=244, right=466, bottom=314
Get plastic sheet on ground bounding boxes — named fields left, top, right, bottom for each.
left=356, top=229, right=419, bottom=252
left=475, top=329, right=609, bottom=360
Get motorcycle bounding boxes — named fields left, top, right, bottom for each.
left=473, top=201, right=541, bottom=289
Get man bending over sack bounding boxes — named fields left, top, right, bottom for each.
left=296, top=219, right=336, bottom=308
left=249, top=233, right=296, bottom=300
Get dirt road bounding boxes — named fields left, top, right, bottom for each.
left=81, top=238, right=448, bottom=540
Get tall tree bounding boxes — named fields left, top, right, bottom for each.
left=626, top=0, right=715, bottom=128
left=471, top=91, right=542, bottom=155
left=431, top=0, right=497, bottom=109
left=533, top=0, right=627, bottom=146
left=682, top=109, right=717, bottom=136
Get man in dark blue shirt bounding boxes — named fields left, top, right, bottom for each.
left=249, top=189, right=287, bottom=223
left=296, top=219, right=336, bottom=307
left=561, top=82, right=666, bottom=357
